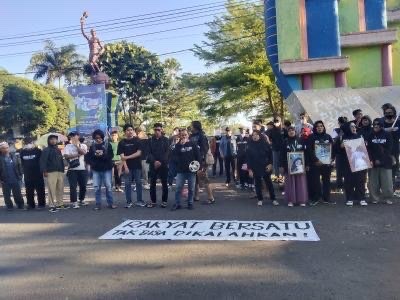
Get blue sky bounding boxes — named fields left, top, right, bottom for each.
left=0, top=0, right=229, bottom=77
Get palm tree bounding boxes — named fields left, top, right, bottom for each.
left=26, top=40, right=85, bottom=89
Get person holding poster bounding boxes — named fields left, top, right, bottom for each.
left=171, top=129, right=200, bottom=210
left=308, top=121, right=335, bottom=206
left=246, top=130, right=278, bottom=207
left=337, top=122, right=368, bottom=206
left=367, top=118, right=394, bottom=205
left=279, top=126, right=309, bottom=207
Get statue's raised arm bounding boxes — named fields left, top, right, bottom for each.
left=80, top=11, right=89, bottom=41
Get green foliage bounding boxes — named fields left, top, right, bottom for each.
left=42, top=85, right=72, bottom=133
left=99, top=41, right=165, bottom=124
left=27, top=40, right=85, bottom=88
left=191, top=0, right=284, bottom=120
left=0, top=70, right=57, bottom=135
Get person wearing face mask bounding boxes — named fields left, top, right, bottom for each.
left=247, top=130, right=278, bottom=207
left=336, top=122, right=368, bottom=207
left=20, top=137, right=46, bottom=210
left=366, top=118, right=393, bottom=205
left=279, top=126, right=309, bottom=207
left=382, top=105, right=400, bottom=189
left=308, top=121, right=335, bottom=206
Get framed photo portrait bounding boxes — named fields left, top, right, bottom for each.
left=315, top=144, right=332, bottom=165
left=343, top=137, right=372, bottom=172
left=288, top=152, right=305, bottom=175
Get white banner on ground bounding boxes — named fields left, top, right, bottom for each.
left=99, top=220, right=320, bottom=241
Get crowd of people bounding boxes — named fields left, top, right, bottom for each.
left=0, top=103, right=399, bottom=212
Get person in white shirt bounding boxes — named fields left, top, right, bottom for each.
left=64, top=132, right=88, bottom=208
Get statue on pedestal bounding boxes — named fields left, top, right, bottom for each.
left=80, top=11, right=104, bottom=74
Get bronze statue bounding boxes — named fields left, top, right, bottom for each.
left=80, top=11, right=104, bottom=74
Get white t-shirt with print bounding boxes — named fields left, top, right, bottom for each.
left=64, top=143, right=87, bottom=171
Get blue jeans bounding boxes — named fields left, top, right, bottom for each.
left=175, top=172, right=196, bottom=205
left=92, top=170, right=113, bottom=206
left=124, top=169, right=142, bottom=203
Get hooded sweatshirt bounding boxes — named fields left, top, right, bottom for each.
left=366, top=127, right=393, bottom=169
left=20, top=145, right=42, bottom=179
left=40, top=137, right=65, bottom=173
left=309, top=122, right=334, bottom=164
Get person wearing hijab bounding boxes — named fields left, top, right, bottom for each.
left=280, top=126, right=309, bottom=207
left=336, top=122, right=368, bottom=206
left=247, top=130, right=278, bottom=207
left=308, top=121, right=335, bottom=205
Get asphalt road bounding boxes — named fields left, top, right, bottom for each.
left=1, top=178, right=399, bottom=300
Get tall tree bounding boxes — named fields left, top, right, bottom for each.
left=27, top=40, right=85, bottom=89
left=0, top=70, right=57, bottom=136
left=192, top=0, right=284, bottom=120
left=99, top=41, right=165, bottom=125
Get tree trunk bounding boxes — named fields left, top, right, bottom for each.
left=266, top=86, right=276, bottom=115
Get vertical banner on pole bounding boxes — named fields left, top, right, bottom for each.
left=67, top=84, right=107, bottom=138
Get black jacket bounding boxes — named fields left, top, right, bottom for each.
left=268, top=126, right=284, bottom=151
left=189, top=131, right=209, bottom=163
left=147, top=136, right=170, bottom=168
left=40, top=145, right=64, bottom=173
left=367, top=129, right=393, bottom=169
left=20, top=147, right=42, bottom=179
left=280, top=137, right=309, bottom=173
left=172, top=141, right=200, bottom=173
left=85, top=142, right=114, bottom=172
left=246, top=139, right=273, bottom=176
left=236, top=135, right=249, bottom=158
left=309, top=125, right=334, bottom=164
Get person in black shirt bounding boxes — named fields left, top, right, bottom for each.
left=171, top=129, right=200, bottom=210
left=146, top=123, right=170, bottom=208
left=20, top=137, right=45, bottom=209
left=269, top=117, right=284, bottom=182
left=359, top=115, right=372, bottom=139
left=211, top=134, right=223, bottom=176
left=236, top=127, right=249, bottom=189
left=367, top=118, right=394, bottom=205
left=382, top=105, right=400, bottom=189
left=351, top=109, right=363, bottom=131
left=117, top=124, right=143, bottom=208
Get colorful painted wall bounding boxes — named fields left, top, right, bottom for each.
left=264, top=0, right=399, bottom=98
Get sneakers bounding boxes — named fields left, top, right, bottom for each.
left=310, top=200, right=319, bottom=206
left=371, top=200, right=379, bottom=204
left=385, top=199, right=393, bottom=205
left=235, top=183, right=241, bottom=189
left=79, top=200, right=88, bottom=207
left=107, top=204, right=117, bottom=209
left=143, top=184, right=150, bottom=190
left=72, top=202, right=80, bottom=209
left=49, top=207, right=57, bottom=213
left=93, top=205, right=101, bottom=211
left=125, top=202, right=133, bottom=208
left=300, top=203, right=306, bottom=207
left=56, top=205, right=69, bottom=210
left=360, top=200, right=368, bottom=206
left=346, top=200, right=353, bottom=207
left=328, top=200, right=336, bottom=205
left=135, top=201, right=146, bottom=207
left=257, top=200, right=263, bottom=206
left=225, top=183, right=229, bottom=187
left=171, top=204, right=182, bottom=211
left=187, top=204, right=194, bottom=210
left=288, top=202, right=294, bottom=207
left=272, top=200, right=279, bottom=206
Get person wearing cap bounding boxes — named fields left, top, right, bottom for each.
left=146, top=123, right=170, bottom=208
left=367, top=118, right=394, bottom=205
left=20, top=137, right=45, bottom=209
left=64, top=131, right=88, bottom=209
left=40, top=134, right=67, bottom=212
left=219, top=127, right=238, bottom=187
left=0, top=141, right=25, bottom=210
